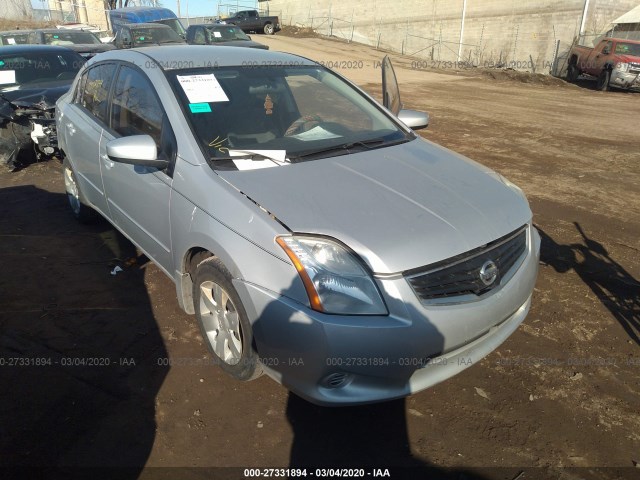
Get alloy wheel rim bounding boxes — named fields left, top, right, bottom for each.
left=199, top=280, right=243, bottom=365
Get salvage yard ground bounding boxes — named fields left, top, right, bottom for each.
left=0, top=33, right=639, bottom=479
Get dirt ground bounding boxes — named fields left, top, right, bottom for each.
left=1, top=33, right=639, bottom=480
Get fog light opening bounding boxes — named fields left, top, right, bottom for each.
left=321, top=372, right=352, bottom=389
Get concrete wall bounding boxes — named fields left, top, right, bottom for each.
left=260, top=0, right=639, bottom=72
left=4, top=0, right=34, bottom=20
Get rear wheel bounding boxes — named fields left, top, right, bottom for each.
left=193, top=257, right=262, bottom=381
left=63, top=157, right=97, bottom=223
left=596, top=69, right=610, bottom=91
left=263, top=23, right=275, bottom=35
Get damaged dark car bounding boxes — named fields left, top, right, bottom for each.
left=0, top=45, right=85, bottom=171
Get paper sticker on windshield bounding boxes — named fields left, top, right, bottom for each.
left=6, top=38, right=16, bottom=45
left=189, top=102, right=212, bottom=113
left=213, top=31, right=222, bottom=38
left=177, top=74, right=229, bottom=103
left=0, top=70, right=16, bottom=85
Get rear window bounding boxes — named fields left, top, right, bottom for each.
left=44, top=31, right=102, bottom=45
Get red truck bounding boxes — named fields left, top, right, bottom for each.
left=567, top=37, right=640, bottom=91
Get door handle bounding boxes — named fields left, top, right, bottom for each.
left=101, top=154, right=114, bottom=169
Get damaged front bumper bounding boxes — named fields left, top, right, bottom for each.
left=0, top=95, right=59, bottom=170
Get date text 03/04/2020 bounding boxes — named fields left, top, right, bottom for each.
left=243, top=468, right=391, bottom=477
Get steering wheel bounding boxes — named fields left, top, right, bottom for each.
left=284, top=114, right=323, bottom=136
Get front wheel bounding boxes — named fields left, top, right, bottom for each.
left=263, top=23, right=275, bottom=35
left=63, top=157, right=97, bottom=223
left=566, top=63, right=580, bottom=82
left=193, top=257, right=262, bottom=381
left=596, top=69, right=610, bottom=91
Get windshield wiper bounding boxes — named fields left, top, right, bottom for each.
left=289, top=137, right=409, bottom=161
left=209, top=149, right=291, bottom=168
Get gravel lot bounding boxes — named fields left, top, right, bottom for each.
left=1, top=34, right=638, bottom=479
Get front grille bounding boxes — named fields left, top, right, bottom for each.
left=406, top=226, right=527, bottom=302
left=629, top=62, right=640, bottom=74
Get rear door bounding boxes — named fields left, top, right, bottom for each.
left=100, top=63, right=176, bottom=273
left=62, top=62, right=117, bottom=217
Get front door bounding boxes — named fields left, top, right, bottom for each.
left=100, top=64, right=175, bottom=274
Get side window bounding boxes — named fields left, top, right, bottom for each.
left=249, top=11, right=258, bottom=18
left=193, top=27, right=206, bottom=45
left=78, top=63, right=116, bottom=124
left=111, top=65, right=163, bottom=148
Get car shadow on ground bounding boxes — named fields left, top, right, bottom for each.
left=0, top=184, right=168, bottom=476
left=286, top=394, right=492, bottom=479
left=537, top=222, right=640, bottom=345
left=249, top=277, right=489, bottom=479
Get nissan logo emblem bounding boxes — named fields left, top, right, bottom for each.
left=479, top=260, right=498, bottom=286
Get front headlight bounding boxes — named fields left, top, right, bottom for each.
left=276, top=235, right=388, bottom=315
left=616, top=62, right=629, bottom=72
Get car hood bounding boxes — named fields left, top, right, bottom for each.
left=618, top=54, right=640, bottom=64
left=65, top=43, right=115, bottom=57
left=217, top=138, right=532, bottom=274
left=0, top=80, right=71, bottom=106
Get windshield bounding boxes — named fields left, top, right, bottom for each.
left=168, top=65, right=410, bottom=165
left=205, top=26, right=250, bottom=42
left=155, top=19, right=186, bottom=37
left=0, top=50, right=84, bottom=87
left=132, top=27, right=184, bottom=46
left=615, top=42, right=640, bottom=57
left=44, top=31, right=102, bottom=45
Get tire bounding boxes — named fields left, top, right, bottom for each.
left=263, top=23, right=274, bottom=35
left=596, top=69, right=610, bottom=91
left=566, top=63, right=580, bottom=82
left=193, top=257, right=262, bottom=381
left=63, top=157, right=97, bottom=223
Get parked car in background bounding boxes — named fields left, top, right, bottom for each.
left=186, top=24, right=268, bottom=49
left=0, top=30, right=31, bottom=46
left=0, top=45, right=85, bottom=171
left=113, top=23, right=186, bottom=49
left=23, top=29, right=115, bottom=58
left=567, top=37, right=640, bottom=91
left=109, top=6, right=186, bottom=38
left=56, top=45, right=539, bottom=406
left=224, top=10, right=280, bottom=35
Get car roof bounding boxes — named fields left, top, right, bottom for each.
left=34, top=29, right=96, bottom=34
left=125, top=23, right=173, bottom=30
left=91, top=45, right=316, bottom=69
left=0, top=44, right=82, bottom=55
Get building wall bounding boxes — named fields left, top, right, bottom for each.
left=261, top=0, right=639, bottom=72
left=46, top=0, right=110, bottom=31
left=4, top=0, right=34, bottom=20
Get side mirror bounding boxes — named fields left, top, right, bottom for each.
left=398, top=109, right=429, bottom=130
left=247, top=35, right=252, bottom=39
left=106, top=135, right=168, bottom=169
left=602, top=47, right=610, bottom=55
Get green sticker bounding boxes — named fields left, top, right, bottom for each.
left=139, top=36, right=145, bottom=40
left=189, top=103, right=212, bottom=113
left=53, top=35, right=59, bottom=38
left=0, top=61, right=4, bottom=66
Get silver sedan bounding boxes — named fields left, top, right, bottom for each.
left=56, top=46, right=540, bottom=406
